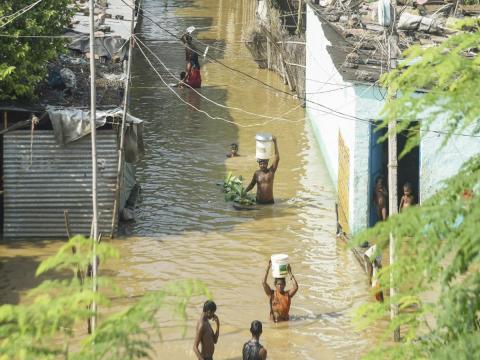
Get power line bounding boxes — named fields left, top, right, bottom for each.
left=134, top=35, right=307, bottom=125
left=133, top=33, right=382, bottom=126
left=119, top=0, right=383, bottom=123
left=0, top=0, right=44, bottom=29
left=0, top=34, right=73, bottom=38
left=121, top=0, right=480, bottom=138
left=134, top=39, right=311, bottom=128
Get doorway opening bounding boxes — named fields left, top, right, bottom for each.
left=368, top=122, right=420, bottom=227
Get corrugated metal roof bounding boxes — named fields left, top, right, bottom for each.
left=3, top=131, right=118, bottom=239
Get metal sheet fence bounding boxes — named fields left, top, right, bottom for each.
left=3, top=131, right=118, bottom=239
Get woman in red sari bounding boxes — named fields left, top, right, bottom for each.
left=181, top=33, right=202, bottom=88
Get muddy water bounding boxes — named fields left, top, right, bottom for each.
left=0, top=0, right=378, bottom=358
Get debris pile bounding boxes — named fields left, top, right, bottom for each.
left=310, top=0, right=479, bottom=82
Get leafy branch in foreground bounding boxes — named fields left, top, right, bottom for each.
left=0, top=236, right=211, bottom=360
left=380, top=18, right=480, bottom=155
left=353, top=17, right=480, bottom=360
left=353, top=155, right=480, bottom=359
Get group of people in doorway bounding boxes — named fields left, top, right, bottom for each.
left=374, top=176, right=415, bottom=222
left=178, top=32, right=202, bottom=89
left=366, top=176, right=416, bottom=302
left=193, top=262, right=298, bottom=360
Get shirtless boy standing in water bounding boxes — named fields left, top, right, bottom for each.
left=246, top=137, right=279, bottom=204
left=262, top=260, right=298, bottom=322
left=193, top=300, right=220, bottom=360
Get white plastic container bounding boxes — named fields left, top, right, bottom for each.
left=256, top=133, right=273, bottom=160
left=271, top=254, right=289, bottom=278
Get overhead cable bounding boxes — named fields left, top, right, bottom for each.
left=134, top=35, right=307, bottom=125
left=0, top=0, right=44, bottom=29
left=121, top=0, right=480, bottom=138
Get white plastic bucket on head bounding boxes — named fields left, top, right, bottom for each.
left=271, top=254, right=289, bottom=278
left=256, top=133, right=273, bottom=160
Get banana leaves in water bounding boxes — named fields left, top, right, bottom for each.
left=220, top=172, right=256, bottom=206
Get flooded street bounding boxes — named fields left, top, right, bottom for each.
left=0, top=0, right=378, bottom=358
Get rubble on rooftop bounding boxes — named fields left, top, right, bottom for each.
left=310, top=0, right=479, bottom=83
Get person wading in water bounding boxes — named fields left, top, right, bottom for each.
left=262, top=259, right=298, bottom=322
left=181, top=33, right=202, bottom=88
left=245, top=137, right=279, bottom=204
left=242, top=320, right=267, bottom=360
left=193, top=300, right=220, bottom=360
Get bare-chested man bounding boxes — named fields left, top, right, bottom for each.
left=245, top=137, right=279, bottom=204
left=193, top=300, right=220, bottom=360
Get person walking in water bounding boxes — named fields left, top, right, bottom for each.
left=242, top=320, right=267, bottom=360
left=262, top=259, right=298, bottom=322
left=193, top=300, right=220, bottom=360
left=181, top=33, right=202, bottom=88
left=245, top=137, right=279, bottom=204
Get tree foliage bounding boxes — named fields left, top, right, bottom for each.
left=0, top=236, right=211, bottom=359
left=381, top=18, right=480, bottom=155
left=0, top=0, right=74, bottom=100
left=353, top=18, right=480, bottom=359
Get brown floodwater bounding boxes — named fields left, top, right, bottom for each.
left=0, top=0, right=380, bottom=358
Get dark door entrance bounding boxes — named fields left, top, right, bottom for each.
left=368, top=123, right=388, bottom=227
left=368, top=122, right=419, bottom=227
left=397, top=132, right=420, bottom=209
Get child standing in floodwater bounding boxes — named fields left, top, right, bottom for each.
left=226, top=143, right=239, bottom=158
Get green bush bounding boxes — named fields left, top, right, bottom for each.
left=0, top=0, right=74, bottom=100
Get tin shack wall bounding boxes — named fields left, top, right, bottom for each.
left=3, top=130, right=118, bottom=239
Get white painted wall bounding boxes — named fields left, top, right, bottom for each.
left=306, top=5, right=355, bottom=186
left=305, top=4, right=384, bottom=233
left=256, top=0, right=268, bottom=23
left=305, top=3, right=478, bottom=234
left=420, top=123, right=480, bottom=201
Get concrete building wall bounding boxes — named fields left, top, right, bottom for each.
left=305, top=5, right=384, bottom=233
left=420, top=123, right=480, bottom=201
left=305, top=3, right=478, bottom=234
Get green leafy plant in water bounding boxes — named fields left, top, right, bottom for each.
left=221, top=172, right=256, bottom=206
left=0, top=235, right=211, bottom=360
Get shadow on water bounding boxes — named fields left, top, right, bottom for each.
left=0, top=251, right=72, bottom=305
left=0, top=256, right=43, bottom=305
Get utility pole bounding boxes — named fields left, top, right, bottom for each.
left=88, top=0, right=99, bottom=335
left=112, top=1, right=136, bottom=235
left=386, top=0, right=401, bottom=342
left=296, top=0, right=303, bottom=35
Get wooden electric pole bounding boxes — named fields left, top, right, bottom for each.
left=386, top=0, right=401, bottom=342
left=112, top=2, right=136, bottom=235
left=88, top=0, right=99, bottom=335
left=296, top=0, right=303, bottom=35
